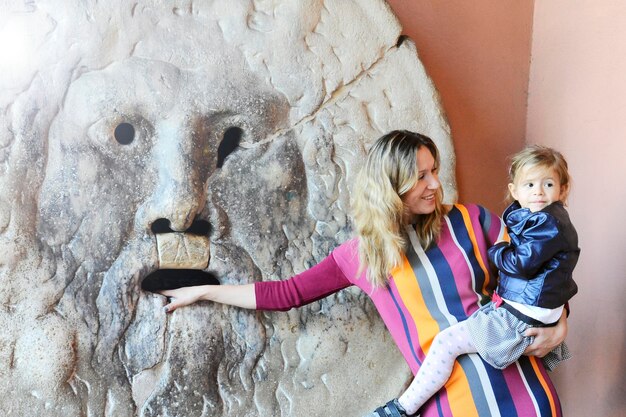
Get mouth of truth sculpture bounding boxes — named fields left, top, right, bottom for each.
left=0, top=1, right=455, bottom=416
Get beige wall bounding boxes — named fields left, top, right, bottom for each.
left=528, top=1, right=626, bottom=416
left=388, top=1, right=625, bottom=416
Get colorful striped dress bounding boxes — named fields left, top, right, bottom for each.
left=255, top=204, right=563, bottom=416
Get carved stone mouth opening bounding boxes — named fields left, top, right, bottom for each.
left=141, top=218, right=219, bottom=293
left=141, top=269, right=220, bottom=293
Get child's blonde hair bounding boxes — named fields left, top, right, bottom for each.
left=508, top=145, right=571, bottom=204
left=352, top=130, right=447, bottom=287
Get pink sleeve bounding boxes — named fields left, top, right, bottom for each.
left=254, top=252, right=353, bottom=311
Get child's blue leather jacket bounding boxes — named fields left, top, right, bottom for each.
left=488, top=201, right=579, bottom=309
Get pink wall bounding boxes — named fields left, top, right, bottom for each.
left=386, top=0, right=534, bottom=213
left=388, top=1, right=625, bottom=416
left=527, top=1, right=626, bottom=416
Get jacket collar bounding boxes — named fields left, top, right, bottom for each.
left=503, top=200, right=564, bottom=231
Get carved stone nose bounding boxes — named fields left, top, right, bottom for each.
left=151, top=218, right=211, bottom=235
left=150, top=116, right=211, bottom=232
left=153, top=194, right=205, bottom=232
left=165, top=210, right=193, bottom=232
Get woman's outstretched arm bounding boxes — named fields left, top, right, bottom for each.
left=159, top=251, right=352, bottom=313
left=160, top=284, right=256, bottom=312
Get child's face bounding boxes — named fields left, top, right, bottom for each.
left=508, top=165, right=565, bottom=212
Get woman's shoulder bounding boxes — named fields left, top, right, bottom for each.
left=444, top=202, right=488, bottom=211
left=443, top=203, right=504, bottom=243
left=332, top=237, right=359, bottom=252
left=330, top=238, right=360, bottom=265
left=329, top=238, right=365, bottom=285
left=444, top=203, right=500, bottom=220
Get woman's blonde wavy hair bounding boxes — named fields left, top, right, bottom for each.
left=352, top=130, right=447, bottom=287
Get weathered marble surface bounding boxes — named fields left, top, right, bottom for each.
left=0, top=1, right=455, bottom=416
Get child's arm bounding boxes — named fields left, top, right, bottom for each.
left=488, top=213, right=566, bottom=279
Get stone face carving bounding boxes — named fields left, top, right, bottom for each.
left=0, top=1, right=455, bottom=416
left=156, top=233, right=210, bottom=270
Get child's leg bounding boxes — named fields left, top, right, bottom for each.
left=398, top=320, right=476, bottom=415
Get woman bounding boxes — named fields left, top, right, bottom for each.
left=160, top=131, right=567, bottom=416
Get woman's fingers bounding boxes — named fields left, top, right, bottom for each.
left=523, top=310, right=567, bottom=356
left=523, top=327, right=547, bottom=356
left=159, top=289, right=175, bottom=297
left=158, top=287, right=200, bottom=313
left=163, top=298, right=178, bottom=313
left=523, top=326, right=564, bottom=357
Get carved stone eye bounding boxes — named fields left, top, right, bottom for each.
left=216, top=126, right=243, bottom=168
left=114, top=122, right=135, bottom=145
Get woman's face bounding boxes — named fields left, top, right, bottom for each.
left=401, top=147, right=440, bottom=216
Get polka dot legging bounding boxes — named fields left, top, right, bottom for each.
left=398, top=320, right=477, bottom=415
